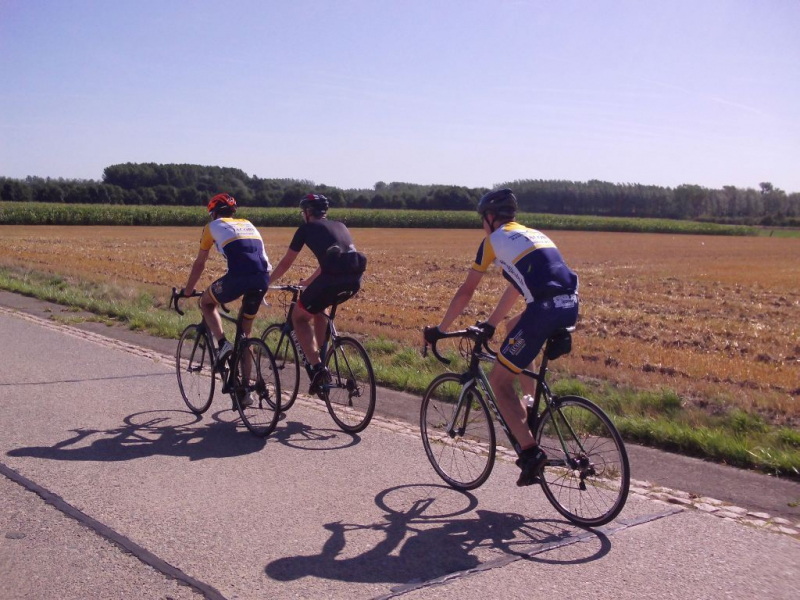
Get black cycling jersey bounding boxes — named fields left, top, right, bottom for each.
left=289, top=219, right=356, bottom=264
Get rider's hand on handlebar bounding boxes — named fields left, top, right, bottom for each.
left=476, top=321, right=496, bottom=339
left=423, top=325, right=443, bottom=345
left=181, top=287, right=194, bottom=298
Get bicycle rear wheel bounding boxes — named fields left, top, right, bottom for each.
left=261, top=323, right=300, bottom=411
left=536, top=395, right=629, bottom=527
left=323, top=336, right=376, bottom=433
left=420, top=373, right=495, bottom=490
left=175, top=324, right=215, bottom=414
left=233, top=339, right=281, bottom=437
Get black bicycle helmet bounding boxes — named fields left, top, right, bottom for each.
left=477, top=188, right=517, bottom=218
left=299, top=193, right=329, bottom=214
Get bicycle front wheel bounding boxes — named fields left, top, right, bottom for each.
left=176, top=324, right=215, bottom=414
left=261, top=323, right=300, bottom=411
left=420, top=374, right=496, bottom=490
left=536, top=395, right=630, bottom=527
left=323, top=336, right=376, bottom=433
left=233, top=339, right=281, bottom=437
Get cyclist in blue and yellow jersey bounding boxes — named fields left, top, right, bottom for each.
left=424, top=188, right=578, bottom=486
left=269, top=193, right=366, bottom=394
left=182, top=193, right=272, bottom=371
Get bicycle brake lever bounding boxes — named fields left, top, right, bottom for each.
left=422, top=343, right=429, bottom=358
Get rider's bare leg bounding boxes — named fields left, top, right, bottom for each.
left=489, top=363, right=537, bottom=451
left=200, top=290, right=224, bottom=342
left=292, top=303, right=320, bottom=367
left=240, top=313, right=257, bottom=380
left=313, top=311, right=329, bottom=358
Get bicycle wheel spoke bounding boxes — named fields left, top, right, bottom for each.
left=261, top=324, right=299, bottom=410
left=324, top=337, right=375, bottom=433
left=176, top=324, right=214, bottom=414
left=234, top=339, right=281, bottom=437
left=420, top=374, right=495, bottom=491
left=537, top=395, right=629, bottom=526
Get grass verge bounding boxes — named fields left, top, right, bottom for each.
left=1, top=265, right=797, bottom=477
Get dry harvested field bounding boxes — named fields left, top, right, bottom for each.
left=1, top=225, right=798, bottom=423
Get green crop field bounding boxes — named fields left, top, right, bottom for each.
left=0, top=201, right=756, bottom=235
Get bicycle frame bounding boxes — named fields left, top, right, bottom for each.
left=171, top=288, right=250, bottom=397
left=268, top=285, right=337, bottom=374
left=431, top=327, right=587, bottom=466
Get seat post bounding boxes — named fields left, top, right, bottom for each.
left=314, top=303, right=339, bottom=360
left=538, top=346, right=550, bottom=383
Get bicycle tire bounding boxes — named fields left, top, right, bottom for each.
left=233, top=339, right=281, bottom=437
left=536, top=395, right=630, bottom=527
left=323, top=336, right=376, bottom=433
left=175, top=324, right=215, bottom=414
left=261, top=323, right=300, bottom=411
left=420, top=373, right=496, bottom=490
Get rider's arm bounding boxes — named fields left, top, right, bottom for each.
left=268, top=248, right=299, bottom=284
left=184, top=249, right=209, bottom=295
left=486, top=283, right=521, bottom=327
left=437, top=268, right=484, bottom=331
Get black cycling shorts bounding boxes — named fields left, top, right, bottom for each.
left=209, top=271, right=270, bottom=319
left=299, top=273, right=361, bottom=314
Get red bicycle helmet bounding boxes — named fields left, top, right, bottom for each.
left=299, top=193, right=329, bottom=213
left=207, top=193, right=237, bottom=214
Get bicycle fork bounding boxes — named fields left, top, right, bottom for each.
left=539, top=404, right=596, bottom=490
left=446, top=381, right=476, bottom=438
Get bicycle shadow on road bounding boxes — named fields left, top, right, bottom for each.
left=265, top=483, right=611, bottom=587
left=270, top=416, right=362, bottom=451
left=6, top=409, right=269, bottom=462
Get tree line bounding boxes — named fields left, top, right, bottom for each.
left=1, top=163, right=797, bottom=225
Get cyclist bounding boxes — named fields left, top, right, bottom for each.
left=424, top=188, right=578, bottom=486
left=269, top=193, right=366, bottom=394
left=181, top=193, right=272, bottom=397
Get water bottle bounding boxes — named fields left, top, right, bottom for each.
left=523, top=394, right=535, bottom=409
left=523, top=394, right=535, bottom=425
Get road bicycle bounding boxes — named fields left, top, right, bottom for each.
left=422, top=325, right=629, bottom=527
left=170, top=287, right=281, bottom=437
left=260, top=284, right=376, bottom=433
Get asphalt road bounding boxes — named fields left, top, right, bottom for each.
left=2, top=290, right=798, bottom=522
left=0, top=297, right=798, bottom=599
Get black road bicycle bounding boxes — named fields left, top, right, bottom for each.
left=422, top=325, right=629, bottom=527
left=260, top=285, right=376, bottom=433
left=170, top=287, right=281, bottom=437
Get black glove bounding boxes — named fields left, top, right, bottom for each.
left=423, top=326, right=443, bottom=345
left=477, top=321, right=496, bottom=339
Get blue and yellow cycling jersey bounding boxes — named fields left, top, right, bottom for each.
left=473, top=222, right=578, bottom=303
left=200, top=218, right=271, bottom=276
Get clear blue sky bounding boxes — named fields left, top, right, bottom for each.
left=2, top=0, right=798, bottom=192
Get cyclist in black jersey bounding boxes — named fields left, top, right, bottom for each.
left=269, top=194, right=367, bottom=393
left=424, top=188, right=578, bottom=486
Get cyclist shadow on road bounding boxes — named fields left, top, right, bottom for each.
left=6, top=408, right=270, bottom=462
left=7, top=409, right=363, bottom=463
left=265, top=483, right=611, bottom=587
